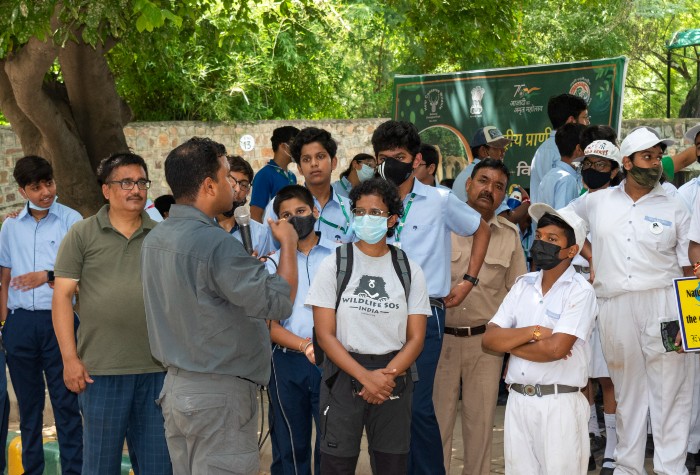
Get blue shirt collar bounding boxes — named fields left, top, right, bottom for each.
left=18, top=199, right=61, bottom=221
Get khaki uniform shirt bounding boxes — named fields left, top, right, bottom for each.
left=446, top=214, right=527, bottom=327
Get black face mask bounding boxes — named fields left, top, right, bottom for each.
left=531, top=239, right=566, bottom=270
left=287, top=215, right=317, bottom=239
left=581, top=168, right=612, bottom=190
left=378, top=158, right=413, bottom=186
left=223, top=199, right=247, bottom=218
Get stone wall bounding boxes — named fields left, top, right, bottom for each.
left=0, top=119, right=386, bottom=213
left=0, top=117, right=698, bottom=213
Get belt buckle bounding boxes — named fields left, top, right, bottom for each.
left=465, top=327, right=472, bottom=337
left=523, top=384, right=541, bottom=397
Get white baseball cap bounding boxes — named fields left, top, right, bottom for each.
left=529, top=203, right=586, bottom=255
left=620, top=128, right=675, bottom=158
left=685, top=123, right=700, bottom=144
left=581, top=140, right=622, bottom=166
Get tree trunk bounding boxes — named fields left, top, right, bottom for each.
left=680, top=80, right=700, bottom=118
left=0, top=33, right=130, bottom=217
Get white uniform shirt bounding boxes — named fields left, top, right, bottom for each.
left=565, top=180, right=690, bottom=298
left=490, top=266, right=597, bottom=387
left=677, top=177, right=699, bottom=213
left=689, top=190, right=700, bottom=244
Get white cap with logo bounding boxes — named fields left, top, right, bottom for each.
left=581, top=140, right=622, bottom=166
left=620, top=128, right=675, bottom=158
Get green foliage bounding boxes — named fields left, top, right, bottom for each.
left=1, top=0, right=698, bottom=122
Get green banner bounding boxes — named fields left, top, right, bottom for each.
left=392, top=56, right=628, bottom=188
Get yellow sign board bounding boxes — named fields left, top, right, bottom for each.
left=674, top=277, right=700, bottom=352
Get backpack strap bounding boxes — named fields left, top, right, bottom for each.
left=335, top=243, right=354, bottom=309
left=389, top=244, right=411, bottom=302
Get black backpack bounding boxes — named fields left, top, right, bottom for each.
left=313, top=243, right=411, bottom=366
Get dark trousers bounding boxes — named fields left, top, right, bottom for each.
left=0, top=340, right=10, bottom=472
left=408, top=304, right=446, bottom=475
left=319, top=354, right=413, bottom=475
left=3, top=309, right=82, bottom=475
left=79, top=372, right=171, bottom=475
left=269, top=347, right=322, bottom=475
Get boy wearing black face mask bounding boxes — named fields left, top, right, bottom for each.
left=265, top=184, right=337, bottom=475
left=483, top=204, right=597, bottom=475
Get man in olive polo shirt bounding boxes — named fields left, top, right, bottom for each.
left=52, top=152, right=171, bottom=474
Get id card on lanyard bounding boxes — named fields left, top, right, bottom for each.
left=393, top=193, right=416, bottom=249
left=318, top=191, right=351, bottom=240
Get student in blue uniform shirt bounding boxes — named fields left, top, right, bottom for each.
left=332, top=153, right=377, bottom=198
left=216, top=155, right=274, bottom=255
left=264, top=127, right=354, bottom=245
left=372, top=120, right=491, bottom=475
left=0, top=156, right=83, bottom=475
left=251, top=126, right=300, bottom=222
left=266, top=185, right=337, bottom=475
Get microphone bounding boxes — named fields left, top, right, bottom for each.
left=234, top=207, right=254, bottom=255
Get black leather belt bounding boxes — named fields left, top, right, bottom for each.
left=429, top=298, right=445, bottom=310
left=444, top=325, right=486, bottom=337
left=509, top=383, right=582, bottom=397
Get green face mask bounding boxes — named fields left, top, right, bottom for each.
left=628, top=164, right=662, bottom=189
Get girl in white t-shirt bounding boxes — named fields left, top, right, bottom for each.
left=307, top=178, right=430, bottom=474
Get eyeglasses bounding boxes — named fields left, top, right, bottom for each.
left=581, top=159, right=612, bottom=171
left=106, top=179, right=151, bottom=190
left=228, top=175, right=251, bottom=191
left=352, top=208, right=390, bottom=217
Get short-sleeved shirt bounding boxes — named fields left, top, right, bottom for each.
left=386, top=178, right=481, bottom=298
left=537, top=160, right=581, bottom=209
left=265, top=235, right=337, bottom=340
left=264, top=187, right=354, bottom=245
left=564, top=181, right=690, bottom=298
left=490, top=266, right=598, bottom=387
left=529, top=131, right=559, bottom=203
left=54, top=205, right=163, bottom=375
left=447, top=214, right=527, bottom=327
left=250, top=160, right=297, bottom=210
left=306, top=244, right=431, bottom=355
left=0, top=201, right=82, bottom=311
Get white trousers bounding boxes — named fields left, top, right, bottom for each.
left=504, top=390, right=589, bottom=475
left=687, top=354, right=700, bottom=453
left=598, top=288, right=694, bottom=475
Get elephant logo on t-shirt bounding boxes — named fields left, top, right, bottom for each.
left=354, top=275, right=390, bottom=301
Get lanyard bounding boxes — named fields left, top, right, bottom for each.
left=270, top=163, right=295, bottom=184
left=339, top=178, right=350, bottom=193
left=394, top=193, right=417, bottom=244
left=318, top=191, right=351, bottom=235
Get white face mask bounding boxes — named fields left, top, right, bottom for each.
left=357, top=164, right=376, bottom=182
left=28, top=201, right=52, bottom=211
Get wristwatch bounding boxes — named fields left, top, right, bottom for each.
left=533, top=325, right=542, bottom=341
left=46, top=270, right=55, bottom=283
left=462, top=274, right=479, bottom=286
